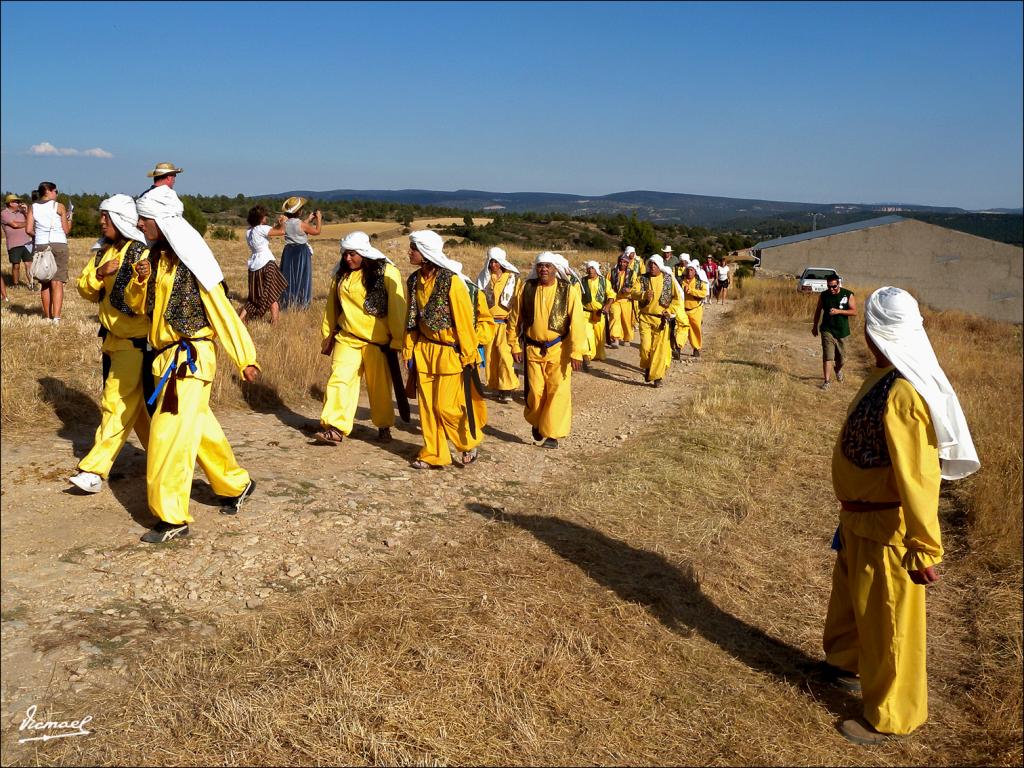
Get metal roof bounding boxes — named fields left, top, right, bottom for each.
left=752, top=215, right=907, bottom=251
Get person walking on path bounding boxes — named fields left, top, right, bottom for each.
left=316, top=231, right=408, bottom=445
left=633, top=254, right=686, bottom=386
left=126, top=186, right=259, bottom=544
left=812, top=277, right=856, bottom=390
left=25, top=181, right=72, bottom=324
left=277, top=196, right=321, bottom=310
left=704, top=256, right=719, bottom=302
left=580, top=260, right=613, bottom=368
left=476, top=246, right=521, bottom=403
left=2, top=193, right=33, bottom=289
left=239, top=205, right=288, bottom=324
left=680, top=262, right=708, bottom=357
left=716, top=256, right=732, bottom=305
left=68, top=195, right=154, bottom=494
left=823, top=286, right=979, bottom=745
left=508, top=252, right=586, bottom=449
left=403, top=230, right=483, bottom=469
left=455, top=262, right=495, bottom=432
left=607, top=252, right=636, bottom=348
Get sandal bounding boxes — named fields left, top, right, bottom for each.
left=411, top=459, right=433, bottom=470
left=313, top=427, right=344, bottom=445
left=377, top=427, right=392, bottom=442
left=460, top=448, right=479, bottom=466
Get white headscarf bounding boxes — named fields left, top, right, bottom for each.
left=476, top=246, right=519, bottom=305
left=864, top=287, right=980, bottom=480
left=135, top=186, right=223, bottom=290
left=686, top=258, right=709, bottom=283
left=91, top=194, right=147, bottom=251
left=409, top=229, right=462, bottom=274
left=584, top=260, right=603, bottom=276
left=623, top=246, right=636, bottom=257
left=338, top=230, right=392, bottom=272
left=647, top=254, right=685, bottom=298
left=527, top=251, right=571, bottom=281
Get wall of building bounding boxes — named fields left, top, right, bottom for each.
left=758, top=219, right=1023, bottom=323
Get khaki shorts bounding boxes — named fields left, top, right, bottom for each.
left=820, top=331, right=846, bottom=363
left=33, top=242, right=69, bottom=283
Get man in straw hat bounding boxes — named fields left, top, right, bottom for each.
left=142, top=162, right=183, bottom=196
left=316, top=231, right=409, bottom=445
left=126, top=185, right=260, bottom=543
left=632, top=254, right=686, bottom=386
left=823, top=286, right=979, bottom=745
left=2, top=193, right=33, bottom=289
left=403, top=230, right=484, bottom=468
left=67, top=195, right=154, bottom=494
left=507, top=252, right=586, bottom=448
left=476, top=246, right=521, bottom=403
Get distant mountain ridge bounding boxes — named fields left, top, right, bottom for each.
left=261, top=187, right=1013, bottom=227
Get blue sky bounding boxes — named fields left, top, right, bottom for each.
left=2, top=1, right=1021, bottom=209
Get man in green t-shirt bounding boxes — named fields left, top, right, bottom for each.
left=812, top=278, right=857, bottom=390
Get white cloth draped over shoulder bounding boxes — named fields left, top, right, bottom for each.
left=476, top=246, right=519, bottom=307
left=864, top=287, right=980, bottom=480
left=91, top=194, right=147, bottom=251
left=135, top=185, right=223, bottom=290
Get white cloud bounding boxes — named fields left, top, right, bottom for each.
left=28, top=141, right=113, bottom=158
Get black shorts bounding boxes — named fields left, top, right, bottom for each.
left=8, top=245, right=31, bottom=264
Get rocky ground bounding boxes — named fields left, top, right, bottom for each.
left=0, top=304, right=729, bottom=741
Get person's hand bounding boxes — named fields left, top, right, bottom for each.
left=642, top=291, right=653, bottom=305
left=321, top=336, right=335, bottom=356
left=512, top=351, right=523, bottom=364
left=242, top=365, right=259, bottom=383
left=570, top=358, right=582, bottom=372
left=96, top=259, right=121, bottom=278
left=811, top=325, right=819, bottom=337
left=909, top=566, right=940, bottom=586
left=829, top=308, right=840, bottom=316
left=134, top=258, right=151, bottom=281
left=276, top=215, right=286, bottom=226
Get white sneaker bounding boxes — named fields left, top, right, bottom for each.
left=69, top=471, right=103, bottom=493
left=51, top=317, right=61, bottom=326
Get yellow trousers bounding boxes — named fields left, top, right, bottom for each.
left=78, top=347, right=150, bottom=479
left=320, top=339, right=394, bottom=434
left=524, top=350, right=573, bottom=439
left=608, top=299, right=634, bottom=343
left=583, top=313, right=607, bottom=361
left=148, top=376, right=250, bottom=525
left=823, top=525, right=929, bottom=735
left=416, top=370, right=483, bottom=466
left=485, top=321, right=518, bottom=392
left=638, top=315, right=672, bottom=382
left=685, top=304, right=704, bottom=351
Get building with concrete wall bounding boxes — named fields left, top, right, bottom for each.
left=752, top=216, right=1023, bottom=323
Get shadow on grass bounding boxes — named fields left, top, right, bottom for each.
left=466, top=503, right=859, bottom=720
left=719, top=358, right=821, bottom=383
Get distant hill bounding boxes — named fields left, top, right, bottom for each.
left=264, top=187, right=976, bottom=226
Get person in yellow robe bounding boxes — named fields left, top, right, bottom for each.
left=127, top=186, right=259, bottom=544
left=607, top=251, right=637, bottom=348
left=580, top=260, right=613, bottom=368
left=508, top=252, right=586, bottom=448
left=631, top=254, right=686, bottom=387
left=456, top=264, right=495, bottom=431
left=680, top=262, right=709, bottom=357
left=475, top=246, right=520, bottom=403
left=824, top=287, right=979, bottom=745
left=68, top=195, right=153, bottom=494
left=403, top=230, right=483, bottom=469
left=316, top=231, right=408, bottom=445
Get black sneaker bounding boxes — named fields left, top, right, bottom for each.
left=531, top=426, right=542, bottom=442
left=582, top=359, right=591, bottom=372
left=541, top=438, right=559, bottom=449
left=672, top=349, right=681, bottom=361
left=693, top=349, right=701, bottom=358
left=140, top=521, right=190, bottom=544
left=498, top=391, right=513, bottom=404
left=220, top=478, right=256, bottom=516
left=377, top=427, right=392, bottom=442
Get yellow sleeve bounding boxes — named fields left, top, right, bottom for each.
left=474, top=289, right=496, bottom=347
left=449, top=276, right=480, bottom=367
left=672, top=282, right=688, bottom=325
left=567, top=283, right=587, bottom=361
left=687, top=279, right=708, bottom=301
left=884, top=380, right=944, bottom=569
left=322, top=275, right=340, bottom=342
left=77, top=250, right=106, bottom=302
left=201, top=282, right=260, bottom=375
left=506, top=287, right=523, bottom=354
left=124, top=272, right=148, bottom=315
left=385, top=264, right=408, bottom=351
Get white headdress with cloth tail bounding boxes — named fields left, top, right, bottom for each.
left=647, top=254, right=685, bottom=297
left=584, top=260, right=604, bottom=275
left=135, top=186, right=224, bottom=290
left=409, top=229, right=463, bottom=274
left=90, top=194, right=147, bottom=251
left=337, top=230, right=393, bottom=273
left=476, top=246, right=520, bottom=305
left=864, top=287, right=980, bottom=480
left=528, top=251, right=576, bottom=282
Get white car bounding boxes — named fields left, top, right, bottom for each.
left=797, top=267, right=841, bottom=293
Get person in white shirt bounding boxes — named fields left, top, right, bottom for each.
left=25, top=181, right=72, bottom=324
left=239, top=205, right=288, bottom=324
left=717, top=257, right=732, bottom=304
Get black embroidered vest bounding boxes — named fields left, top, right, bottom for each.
left=520, top=278, right=570, bottom=336
left=841, top=370, right=903, bottom=468
left=640, top=273, right=673, bottom=308
left=406, top=268, right=454, bottom=332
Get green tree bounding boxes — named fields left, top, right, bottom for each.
left=181, top=196, right=208, bottom=236
left=620, top=213, right=659, bottom=256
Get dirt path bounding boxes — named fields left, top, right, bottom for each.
left=0, top=303, right=730, bottom=737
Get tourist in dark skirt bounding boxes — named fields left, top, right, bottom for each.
left=240, top=205, right=288, bottom=323
left=277, top=196, right=321, bottom=310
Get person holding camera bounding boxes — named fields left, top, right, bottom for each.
left=2, top=193, right=33, bottom=290
left=25, top=181, right=72, bottom=324
left=277, top=196, right=321, bottom=310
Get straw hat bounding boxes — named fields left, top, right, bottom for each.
left=662, top=245, right=673, bottom=253
left=146, top=162, right=183, bottom=178
left=4, top=193, right=23, bottom=204
left=281, top=196, right=307, bottom=214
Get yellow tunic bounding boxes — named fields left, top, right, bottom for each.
left=508, top=280, right=586, bottom=439
left=75, top=241, right=152, bottom=478
left=582, top=276, right=610, bottom=361
left=631, top=274, right=684, bottom=382
left=681, top=276, right=708, bottom=351
left=607, top=266, right=636, bottom=343
left=824, top=366, right=942, bottom=735
left=403, top=269, right=482, bottom=466
left=483, top=271, right=520, bottom=392
left=126, top=252, right=258, bottom=524
left=319, top=263, right=407, bottom=434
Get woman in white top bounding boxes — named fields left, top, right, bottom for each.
left=25, top=181, right=72, bottom=324
left=717, top=257, right=731, bottom=304
left=239, top=205, right=289, bottom=324
left=277, top=196, right=321, bottom=310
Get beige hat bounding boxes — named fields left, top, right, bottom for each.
left=146, top=162, right=183, bottom=178
left=662, top=245, right=673, bottom=253
left=4, top=193, right=23, bottom=204
left=281, top=196, right=307, bottom=214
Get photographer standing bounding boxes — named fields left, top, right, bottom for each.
left=2, top=194, right=33, bottom=290
left=278, top=196, right=321, bottom=310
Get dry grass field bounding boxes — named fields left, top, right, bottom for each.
left=4, top=245, right=1019, bottom=765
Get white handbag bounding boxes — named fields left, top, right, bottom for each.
left=30, top=247, right=58, bottom=282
